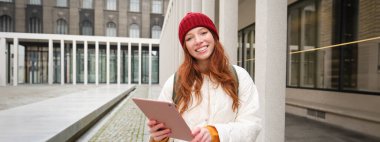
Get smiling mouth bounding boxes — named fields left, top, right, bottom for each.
left=196, top=45, right=208, bottom=52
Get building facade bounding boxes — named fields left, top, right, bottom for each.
left=0, top=0, right=169, bottom=38
left=237, top=0, right=380, bottom=139
left=0, top=0, right=169, bottom=85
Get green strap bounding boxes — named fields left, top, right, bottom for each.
left=172, top=72, right=178, bottom=104
left=172, top=65, right=239, bottom=105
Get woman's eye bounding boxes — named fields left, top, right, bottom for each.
left=185, top=37, right=192, bottom=41
left=201, top=31, right=207, bottom=35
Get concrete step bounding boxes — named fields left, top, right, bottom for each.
left=0, top=85, right=135, bottom=142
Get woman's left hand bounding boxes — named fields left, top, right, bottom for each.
left=190, top=127, right=211, bottom=142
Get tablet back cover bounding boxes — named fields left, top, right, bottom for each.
left=132, top=98, right=193, bottom=141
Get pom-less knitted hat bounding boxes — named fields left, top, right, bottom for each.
left=178, top=12, right=219, bottom=47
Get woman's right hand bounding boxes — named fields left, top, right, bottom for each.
left=147, top=119, right=171, bottom=141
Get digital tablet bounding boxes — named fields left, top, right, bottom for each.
left=132, top=98, right=193, bottom=141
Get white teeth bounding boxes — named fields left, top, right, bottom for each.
left=196, top=46, right=208, bottom=52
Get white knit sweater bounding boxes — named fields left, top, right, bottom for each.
left=158, top=65, right=261, bottom=142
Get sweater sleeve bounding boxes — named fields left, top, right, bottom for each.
left=214, top=66, right=262, bottom=142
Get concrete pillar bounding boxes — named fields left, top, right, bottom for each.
left=184, top=0, right=191, bottom=14
left=0, top=38, right=6, bottom=86
left=202, top=0, right=215, bottom=22
left=149, top=43, right=152, bottom=85
left=138, top=43, right=142, bottom=85
left=191, top=0, right=202, bottom=12
left=255, top=0, right=287, bottom=142
left=219, top=0, right=238, bottom=64
left=106, top=42, right=110, bottom=84
left=13, top=38, right=18, bottom=86
left=117, top=42, right=121, bottom=84
left=60, top=40, right=64, bottom=84
left=72, top=40, right=76, bottom=85
left=95, top=41, right=99, bottom=85
left=142, top=0, right=151, bottom=38
left=84, top=41, right=88, bottom=84
left=48, top=39, right=53, bottom=84
left=128, top=42, right=131, bottom=84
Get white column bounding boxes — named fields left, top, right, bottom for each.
left=117, top=42, right=121, bottom=84
left=202, top=0, right=215, bottom=22
left=84, top=41, right=88, bottom=85
left=0, top=38, right=6, bottom=86
left=60, top=40, right=64, bottom=85
left=138, top=43, right=142, bottom=85
left=185, top=0, right=191, bottom=13
left=72, top=40, right=76, bottom=85
left=106, top=41, right=110, bottom=84
left=255, top=0, right=287, bottom=142
left=219, top=0, right=238, bottom=65
left=149, top=43, right=152, bottom=85
left=48, top=39, right=53, bottom=84
left=128, top=42, right=131, bottom=84
left=95, top=41, right=99, bottom=85
left=13, top=38, right=18, bottom=86
left=191, top=0, right=202, bottom=12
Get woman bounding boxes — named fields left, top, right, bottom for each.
left=147, top=12, right=261, bottom=142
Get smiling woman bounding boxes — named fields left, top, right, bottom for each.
left=147, top=12, right=262, bottom=142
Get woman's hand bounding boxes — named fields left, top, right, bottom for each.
left=147, top=119, right=171, bottom=141
left=191, top=127, right=211, bottom=142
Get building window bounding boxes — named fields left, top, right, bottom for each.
left=56, top=0, right=67, bottom=7
left=29, top=0, right=41, bottom=5
left=152, top=0, right=162, bottom=14
left=0, top=0, right=13, bottom=2
left=130, top=0, right=140, bottom=12
left=81, top=20, right=93, bottom=35
left=83, top=0, right=93, bottom=9
left=106, top=22, right=117, bottom=36
left=56, top=19, right=68, bottom=34
left=0, top=15, right=13, bottom=32
left=151, top=25, right=161, bottom=39
left=129, top=24, right=139, bottom=38
left=28, top=17, right=42, bottom=33
left=106, top=0, right=117, bottom=10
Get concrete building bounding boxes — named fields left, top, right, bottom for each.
left=1, top=0, right=380, bottom=141
left=0, top=0, right=169, bottom=38
left=160, top=0, right=380, bottom=141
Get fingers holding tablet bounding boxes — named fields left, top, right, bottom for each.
left=147, top=119, right=171, bottom=141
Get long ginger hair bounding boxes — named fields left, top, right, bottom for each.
left=174, top=34, right=239, bottom=114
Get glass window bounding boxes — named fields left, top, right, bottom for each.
left=56, top=0, right=67, bottom=7
left=106, top=0, right=117, bottom=10
left=28, top=17, right=42, bottom=33
left=152, top=0, right=162, bottom=14
left=83, top=0, right=93, bottom=9
left=29, top=0, right=41, bottom=5
left=130, top=0, right=140, bottom=12
left=81, top=20, right=93, bottom=35
left=106, top=22, right=117, bottom=36
left=0, top=15, right=13, bottom=32
left=129, top=24, right=140, bottom=38
left=151, top=25, right=161, bottom=39
left=287, top=1, right=317, bottom=88
left=56, top=19, right=68, bottom=34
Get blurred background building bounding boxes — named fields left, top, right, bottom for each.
left=1, top=0, right=380, bottom=141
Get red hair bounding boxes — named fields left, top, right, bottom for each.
left=174, top=35, right=239, bottom=114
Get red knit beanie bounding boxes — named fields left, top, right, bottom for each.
left=178, top=12, right=219, bottom=47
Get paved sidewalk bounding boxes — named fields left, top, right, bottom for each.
left=88, top=85, right=156, bottom=142
left=0, top=85, right=101, bottom=110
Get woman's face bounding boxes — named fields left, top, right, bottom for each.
left=184, top=27, right=215, bottom=62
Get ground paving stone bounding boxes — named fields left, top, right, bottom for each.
left=89, top=86, right=149, bottom=142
